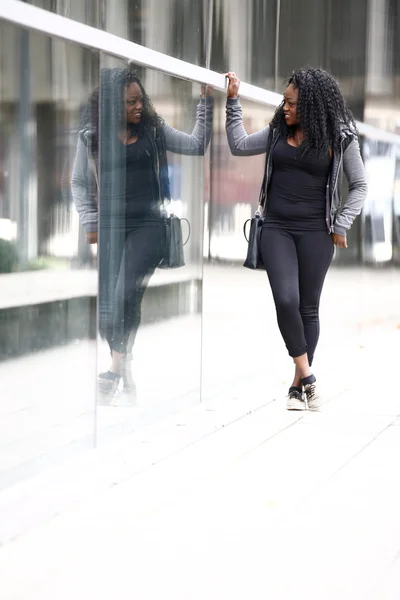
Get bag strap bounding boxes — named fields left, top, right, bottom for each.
left=257, top=128, right=275, bottom=214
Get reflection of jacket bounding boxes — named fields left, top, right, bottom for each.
left=71, top=97, right=213, bottom=233
left=226, top=97, right=368, bottom=236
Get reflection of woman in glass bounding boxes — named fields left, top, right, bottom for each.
left=225, top=67, right=367, bottom=411
left=72, top=68, right=212, bottom=401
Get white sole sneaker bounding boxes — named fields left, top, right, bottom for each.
left=286, top=390, right=306, bottom=411
left=304, top=383, right=321, bottom=411
left=307, top=398, right=321, bottom=411
left=287, top=398, right=306, bottom=410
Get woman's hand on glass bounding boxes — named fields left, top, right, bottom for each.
left=332, top=233, right=347, bottom=248
left=225, top=72, right=240, bottom=98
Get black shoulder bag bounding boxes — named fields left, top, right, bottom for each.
left=243, top=207, right=265, bottom=270
left=151, top=125, right=191, bottom=269
left=158, top=210, right=191, bottom=269
left=242, top=129, right=275, bottom=270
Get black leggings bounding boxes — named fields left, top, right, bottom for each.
left=260, top=227, right=334, bottom=365
left=109, top=223, right=165, bottom=354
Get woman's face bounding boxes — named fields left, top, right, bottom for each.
left=124, top=82, right=143, bottom=125
left=283, top=83, right=299, bottom=127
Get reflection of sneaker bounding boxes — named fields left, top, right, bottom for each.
left=98, top=371, right=120, bottom=404
left=302, top=375, right=321, bottom=411
left=114, top=387, right=138, bottom=407
left=286, top=387, right=306, bottom=411
left=120, top=354, right=134, bottom=390
left=120, top=382, right=137, bottom=405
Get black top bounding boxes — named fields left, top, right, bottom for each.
left=97, top=135, right=162, bottom=229
left=265, top=138, right=331, bottom=231
left=124, top=135, right=160, bottom=225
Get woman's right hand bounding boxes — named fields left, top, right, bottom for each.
left=86, top=231, right=98, bottom=244
left=225, top=72, right=240, bottom=99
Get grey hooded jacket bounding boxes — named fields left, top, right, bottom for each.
left=226, top=97, right=367, bottom=236
left=71, top=97, right=213, bottom=233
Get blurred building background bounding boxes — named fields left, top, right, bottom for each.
left=0, top=0, right=399, bottom=496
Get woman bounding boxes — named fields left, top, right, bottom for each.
left=72, top=68, right=212, bottom=401
left=225, top=67, right=367, bottom=411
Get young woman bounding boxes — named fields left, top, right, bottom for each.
left=225, top=67, right=367, bottom=410
left=72, top=68, right=212, bottom=401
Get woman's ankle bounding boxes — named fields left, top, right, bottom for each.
left=291, top=366, right=303, bottom=388
left=292, top=357, right=311, bottom=383
left=290, top=378, right=302, bottom=388
left=302, top=373, right=316, bottom=386
left=110, top=350, right=126, bottom=375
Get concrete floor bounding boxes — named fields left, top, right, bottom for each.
left=0, top=264, right=399, bottom=599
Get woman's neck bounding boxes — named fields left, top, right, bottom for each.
left=290, top=127, right=305, bottom=147
left=120, top=124, right=140, bottom=145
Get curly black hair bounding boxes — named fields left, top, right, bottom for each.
left=270, top=67, right=357, bottom=156
left=81, top=68, right=163, bottom=152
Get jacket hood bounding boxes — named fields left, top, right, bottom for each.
left=339, top=123, right=357, bottom=140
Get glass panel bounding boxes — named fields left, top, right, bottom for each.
left=23, top=0, right=400, bottom=144
left=360, top=139, right=396, bottom=264
left=277, top=0, right=368, bottom=118
left=2, top=0, right=400, bottom=491
left=207, top=90, right=274, bottom=262
left=364, top=0, right=400, bottom=133
left=92, top=58, right=210, bottom=442
left=26, top=0, right=209, bottom=66
left=0, top=21, right=98, bottom=488
left=27, top=0, right=101, bottom=29
left=394, top=152, right=400, bottom=265
left=201, top=90, right=273, bottom=399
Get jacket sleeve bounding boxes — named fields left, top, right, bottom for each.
left=333, top=138, right=368, bottom=237
left=163, top=97, right=213, bottom=156
left=71, top=137, right=98, bottom=233
left=226, top=97, right=270, bottom=156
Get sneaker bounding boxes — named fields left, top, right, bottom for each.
left=302, top=375, right=321, bottom=411
left=286, top=387, right=306, bottom=411
left=98, top=371, right=121, bottom=404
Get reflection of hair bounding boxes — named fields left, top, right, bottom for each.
left=81, top=68, right=163, bottom=152
left=270, top=67, right=357, bottom=155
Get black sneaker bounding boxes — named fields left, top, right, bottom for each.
left=286, top=386, right=306, bottom=411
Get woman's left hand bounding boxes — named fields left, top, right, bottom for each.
left=225, top=72, right=240, bottom=98
left=332, top=233, right=347, bottom=248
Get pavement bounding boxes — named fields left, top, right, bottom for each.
left=0, top=264, right=399, bottom=599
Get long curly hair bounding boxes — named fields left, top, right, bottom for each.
left=80, top=68, right=163, bottom=152
left=270, top=67, right=357, bottom=156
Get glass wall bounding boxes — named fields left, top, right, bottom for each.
left=27, top=0, right=210, bottom=66
left=24, top=0, right=400, bottom=264
left=206, top=91, right=274, bottom=262
left=25, top=0, right=400, bottom=107
left=0, top=21, right=98, bottom=489
left=94, top=56, right=209, bottom=443
left=1, top=0, right=400, bottom=493
left=0, top=18, right=210, bottom=484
